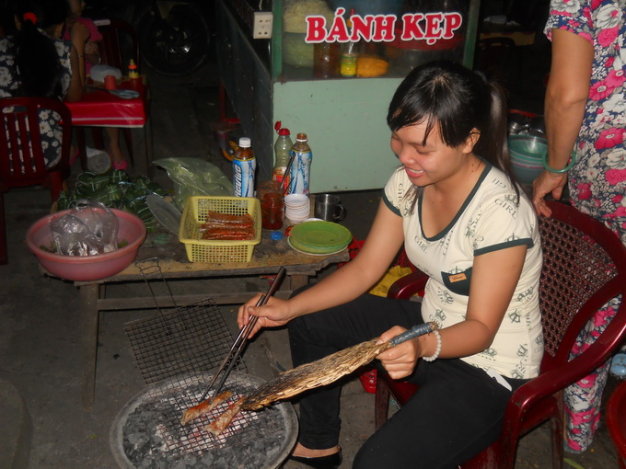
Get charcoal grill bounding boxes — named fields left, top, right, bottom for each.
left=110, top=371, right=298, bottom=468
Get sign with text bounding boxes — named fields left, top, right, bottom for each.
left=305, top=8, right=463, bottom=45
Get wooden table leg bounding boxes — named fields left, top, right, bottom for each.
left=79, top=283, right=100, bottom=411
left=74, top=126, right=88, bottom=170
left=289, top=274, right=309, bottom=292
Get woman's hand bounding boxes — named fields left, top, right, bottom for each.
left=377, top=326, right=422, bottom=380
left=237, top=295, right=295, bottom=339
left=532, top=170, right=568, bottom=217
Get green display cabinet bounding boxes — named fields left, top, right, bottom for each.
left=216, top=0, right=480, bottom=192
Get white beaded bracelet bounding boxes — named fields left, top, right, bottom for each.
left=422, top=330, right=442, bottom=362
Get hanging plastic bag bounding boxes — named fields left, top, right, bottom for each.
left=50, top=200, right=119, bottom=256
left=152, top=158, right=233, bottom=209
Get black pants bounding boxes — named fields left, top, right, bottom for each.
left=287, top=293, right=527, bottom=469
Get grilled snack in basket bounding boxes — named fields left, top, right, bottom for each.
left=199, top=211, right=255, bottom=240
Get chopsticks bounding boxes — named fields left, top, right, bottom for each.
left=198, top=267, right=287, bottom=403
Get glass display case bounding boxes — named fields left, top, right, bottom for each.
left=216, top=0, right=479, bottom=192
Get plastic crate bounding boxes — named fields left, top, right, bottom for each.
left=179, top=196, right=261, bottom=263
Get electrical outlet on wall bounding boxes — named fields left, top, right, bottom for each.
left=253, top=12, right=273, bottom=39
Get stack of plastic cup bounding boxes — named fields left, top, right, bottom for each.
left=284, top=194, right=310, bottom=224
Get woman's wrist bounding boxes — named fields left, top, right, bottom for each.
left=422, top=330, right=442, bottom=362
left=544, top=150, right=577, bottom=174
left=544, top=161, right=570, bottom=173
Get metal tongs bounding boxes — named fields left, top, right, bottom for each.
left=198, top=267, right=287, bottom=403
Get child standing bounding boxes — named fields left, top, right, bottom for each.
left=65, top=0, right=129, bottom=171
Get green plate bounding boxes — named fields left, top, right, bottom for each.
left=287, top=238, right=348, bottom=256
left=289, top=221, right=352, bottom=254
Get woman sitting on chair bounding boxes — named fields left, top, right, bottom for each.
left=0, top=0, right=84, bottom=167
left=238, top=61, right=544, bottom=468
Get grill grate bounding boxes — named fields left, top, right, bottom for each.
left=112, top=372, right=297, bottom=468
left=125, top=299, right=245, bottom=384
left=125, top=257, right=246, bottom=385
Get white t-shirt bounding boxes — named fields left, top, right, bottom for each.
left=383, top=164, right=543, bottom=379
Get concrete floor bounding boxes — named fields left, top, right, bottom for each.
left=0, top=64, right=622, bottom=468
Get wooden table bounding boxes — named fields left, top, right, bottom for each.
left=74, top=232, right=350, bottom=409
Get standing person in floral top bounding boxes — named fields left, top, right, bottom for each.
left=533, top=0, right=625, bottom=454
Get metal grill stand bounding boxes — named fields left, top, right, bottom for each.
left=111, top=259, right=297, bottom=468
left=110, top=372, right=298, bottom=468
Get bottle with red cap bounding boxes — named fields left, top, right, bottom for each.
left=272, top=121, right=293, bottom=184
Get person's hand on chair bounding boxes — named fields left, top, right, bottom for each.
left=532, top=171, right=568, bottom=217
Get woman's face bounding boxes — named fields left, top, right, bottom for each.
left=390, top=120, right=477, bottom=187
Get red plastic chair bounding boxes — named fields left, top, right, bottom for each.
left=95, top=18, right=140, bottom=72
left=0, top=97, right=72, bottom=264
left=607, top=381, right=626, bottom=469
left=375, top=200, right=626, bottom=469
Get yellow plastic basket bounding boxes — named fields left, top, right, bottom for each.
left=179, top=196, right=261, bottom=263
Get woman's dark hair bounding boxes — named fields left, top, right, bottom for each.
left=387, top=60, right=517, bottom=198
left=14, top=0, right=69, bottom=98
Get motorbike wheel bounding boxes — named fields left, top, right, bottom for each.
left=136, top=3, right=211, bottom=76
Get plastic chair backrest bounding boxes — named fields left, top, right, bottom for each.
left=538, top=201, right=626, bottom=374
left=95, top=18, right=140, bottom=71
left=472, top=201, right=626, bottom=468
left=0, top=97, right=71, bottom=190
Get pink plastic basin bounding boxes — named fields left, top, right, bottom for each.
left=26, top=208, right=146, bottom=282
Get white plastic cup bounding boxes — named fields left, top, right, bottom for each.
left=284, top=194, right=310, bottom=224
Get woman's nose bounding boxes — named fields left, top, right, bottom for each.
left=397, top=148, right=415, bottom=165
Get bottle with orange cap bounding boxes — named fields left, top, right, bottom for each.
left=128, top=59, right=141, bottom=89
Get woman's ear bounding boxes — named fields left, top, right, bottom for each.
left=462, top=129, right=481, bottom=154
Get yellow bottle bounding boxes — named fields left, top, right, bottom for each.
left=128, top=59, right=139, bottom=79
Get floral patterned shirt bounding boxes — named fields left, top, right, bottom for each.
left=0, top=36, right=72, bottom=167
left=544, top=0, right=626, bottom=243
left=383, top=164, right=544, bottom=379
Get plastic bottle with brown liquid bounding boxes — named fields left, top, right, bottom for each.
left=287, top=133, right=312, bottom=194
